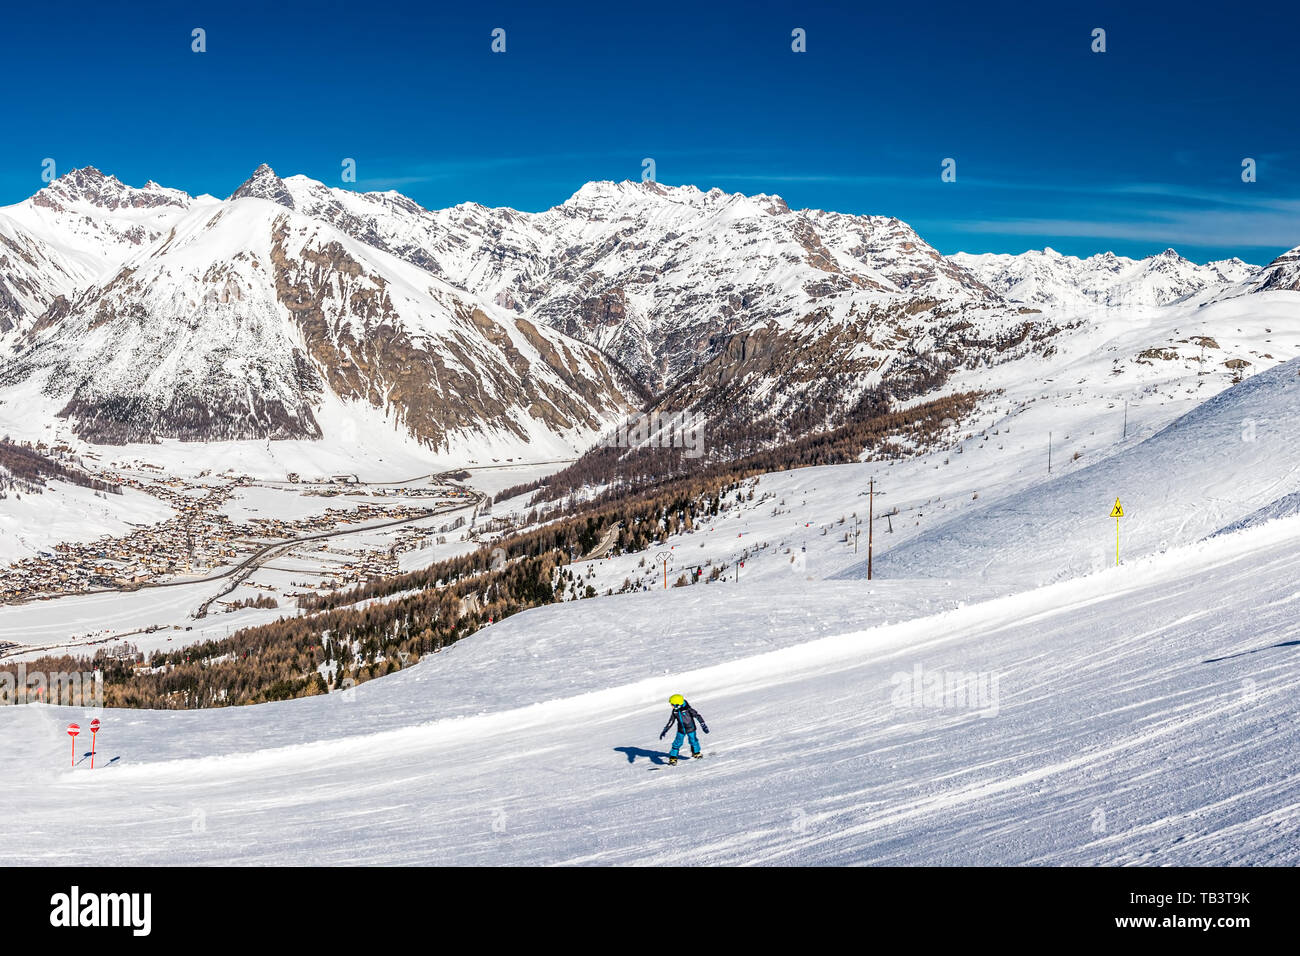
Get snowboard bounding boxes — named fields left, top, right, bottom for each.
left=649, top=752, right=716, bottom=770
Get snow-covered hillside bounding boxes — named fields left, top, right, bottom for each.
left=4, top=324, right=1300, bottom=865
left=515, top=287, right=1300, bottom=606
left=2, top=511, right=1296, bottom=865
left=875, top=355, right=1300, bottom=584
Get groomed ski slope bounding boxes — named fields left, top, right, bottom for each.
left=2, top=513, right=1297, bottom=866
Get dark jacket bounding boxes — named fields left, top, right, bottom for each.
left=662, top=702, right=709, bottom=737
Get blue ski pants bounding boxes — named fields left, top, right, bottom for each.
left=669, top=730, right=700, bottom=756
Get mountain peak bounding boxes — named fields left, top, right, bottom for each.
left=1249, top=244, right=1300, bottom=293
left=565, top=180, right=644, bottom=203
left=229, top=164, right=294, bottom=208
left=34, top=166, right=189, bottom=212
left=564, top=179, right=708, bottom=205
left=47, top=166, right=124, bottom=202
left=62, top=165, right=112, bottom=184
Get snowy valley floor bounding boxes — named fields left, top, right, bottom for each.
left=2, top=513, right=1297, bottom=866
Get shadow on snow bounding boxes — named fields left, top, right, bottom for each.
left=614, top=746, right=679, bottom=766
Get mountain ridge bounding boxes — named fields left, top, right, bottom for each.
left=1, top=165, right=1295, bottom=460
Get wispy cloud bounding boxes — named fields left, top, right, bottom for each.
left=948, top=209, right=1299, bottom=252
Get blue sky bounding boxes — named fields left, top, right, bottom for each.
left=2, top=0, right=1296, bottom=262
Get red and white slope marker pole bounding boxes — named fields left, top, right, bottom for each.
left=89, top=718, right=101, bottom=769
left=67, top=723, right=80, bottom=767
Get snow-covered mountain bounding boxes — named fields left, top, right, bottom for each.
left=0, top=168, right=205, bottom=336
left=283, top=175, right=1014, bottom=390
left=1, top=166, right=1294, bottom=460
left=218, top=169, right=1055, bottom=445
left=0, top=166, right=1039, bottom=455
left=950, top=246, right=1258, bottom=310
left=0, top=180, right=636, bottom=452
left=1243, top=244, right=1300, bottom=294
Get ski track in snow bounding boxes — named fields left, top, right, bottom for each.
left=2, top=513, right=1297, bottom=866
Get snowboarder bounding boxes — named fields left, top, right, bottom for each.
left=660, top=694, right=709, bottom=764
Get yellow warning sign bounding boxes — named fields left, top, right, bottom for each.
left=1109, top=498, right=1124, bottom=518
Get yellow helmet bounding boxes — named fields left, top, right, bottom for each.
left=669, top=694, right=685, bottom=706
